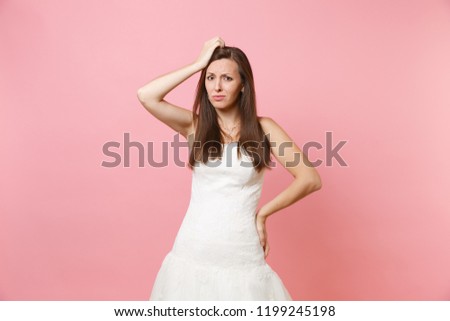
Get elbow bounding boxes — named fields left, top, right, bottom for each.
left=307, top=175, right=322, bottom=193
left=136, top=88, right=154, bottom=110
left=137, top=88, right=161, bottom=109
left=312, top=179, right=322, bottom=192
left=136, top=88, right=146, bottom=104
left=293, top=171, right=322, bottom=194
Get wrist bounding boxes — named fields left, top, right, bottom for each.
left=256, top=207, right=270, bottom=220
left=191, top=60, right=206, bottom=72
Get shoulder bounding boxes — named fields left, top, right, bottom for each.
left=257, top=116, right=273, bottom=131
left=258, top=116, right=286, bottom=139
left=257, top=115, right=297, bottom=155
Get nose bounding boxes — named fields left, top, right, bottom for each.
left=214, top=79, right=222, bottom=92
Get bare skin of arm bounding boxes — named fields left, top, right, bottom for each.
left=137, top=37, right=225, bottom=139
left=256, top=116, right=322, bottom=258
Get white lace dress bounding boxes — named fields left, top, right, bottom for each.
left=149, top=142, right=292, bottom=300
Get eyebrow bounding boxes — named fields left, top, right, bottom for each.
left=206, top=72, right=233, bottom=76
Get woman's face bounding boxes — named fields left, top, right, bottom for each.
left=205, top=58, right=243, bottom=110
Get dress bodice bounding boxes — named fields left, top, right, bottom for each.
left=191, top=142, right=265, bottom=197
left=176, top=142, right=266, bottom=245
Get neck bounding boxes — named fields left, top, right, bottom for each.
left=216, top=111, right=240, bottom=127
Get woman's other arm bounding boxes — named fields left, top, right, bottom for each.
left=258, top=116, right=322, bottom=219
left=255, top=117, right=322, bottom=258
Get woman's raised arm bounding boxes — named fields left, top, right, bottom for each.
left=137, top=37, right=225, bottom=138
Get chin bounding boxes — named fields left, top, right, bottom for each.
left=210, top=101, right=226, bottom=108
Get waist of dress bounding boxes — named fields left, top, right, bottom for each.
left=172, top=233, right=266, bottom=268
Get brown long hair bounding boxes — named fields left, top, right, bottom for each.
left=187, top=46, right=272, bottom=173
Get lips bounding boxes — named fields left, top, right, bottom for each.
left=212, top=95, right=225, bottom=101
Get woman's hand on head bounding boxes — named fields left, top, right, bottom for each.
left=194, top=36, right=225, bottom=69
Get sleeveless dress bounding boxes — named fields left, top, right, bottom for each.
left=149, top=142, right=292, bottom=300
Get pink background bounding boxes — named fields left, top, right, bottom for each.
left=1, top=0, right=450, bottom=300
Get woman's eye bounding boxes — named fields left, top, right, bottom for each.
left=206, top=76, right=214, bottom=80
left=224, top=76, right=232, bottom=81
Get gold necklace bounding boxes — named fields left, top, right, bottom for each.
left=218, top=118, right=240, bottom=141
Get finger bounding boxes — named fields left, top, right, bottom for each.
left=259, top=238, right=265, bottom=247
left=258, top=233, right=265, bottom=246
left=212, top=40, right=222, bottom=50
left=217, top=37, right=225, bottom=47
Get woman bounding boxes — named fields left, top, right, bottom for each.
left=137, top=37, right=322, bottom=300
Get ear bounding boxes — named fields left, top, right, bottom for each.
left=241, top=86, right=244, bottom=93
